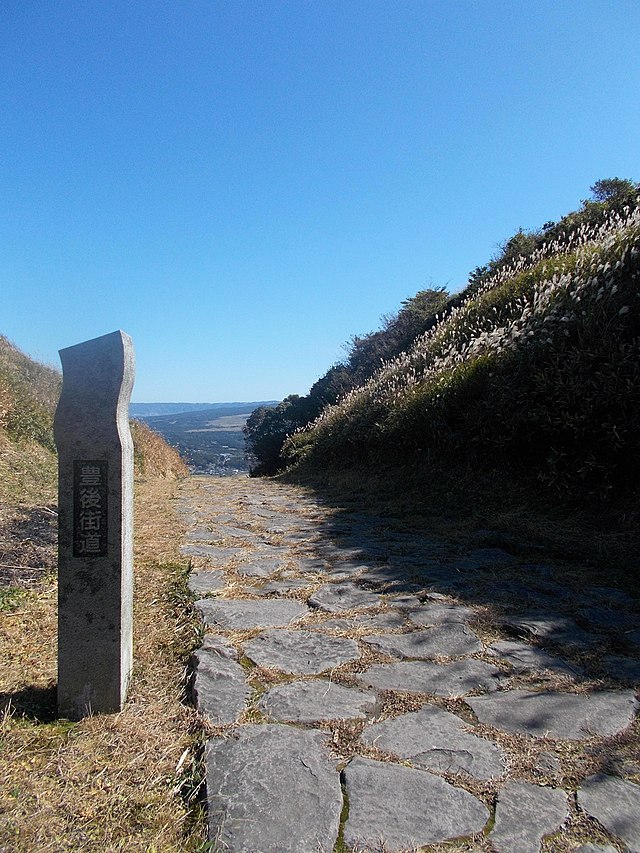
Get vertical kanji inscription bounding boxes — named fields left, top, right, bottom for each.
left=54, top=330, right=135, bottom=720
left=73, top=461, right=108, bottom=557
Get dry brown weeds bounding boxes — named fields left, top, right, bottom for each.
left=0, top=474, right=205, bottom=852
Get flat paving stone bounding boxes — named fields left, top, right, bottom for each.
left=351, top=611, right=407, bottom=630
left=234, top=556, right=288, bottom=578
left=406, top=602, right=476, bottom=627
left=500, top=612, right=595, bottom=648
left=468, top=689, right=638, bottom=740
left=309, top=581, right=382, bottom=612
left=295, top=557, right=330, bottom=572
left=578, top=773, right=640, bottom=852
left=585, top=586, right=637, bottom=608
left=488, top=780, right=568, bottom=853
left=574, top=845, right=619, bottom=853
left=185, top=527, right=221, bottom=542
left=191, top=640, right=250, bottom=724
left=180, top=543, right=241, bottom=560
left=195, top=598, right=307, bottom=630
left=215, top=523, right=260, bottom=541
left=385, top=593, right=422, bottom=609
left=259, top=679, right=377, bottom=722
left=357, top=658, right=503, bottom=696
left=188, top=570, right=226, bottom=595
left=253, top=578, right=311, bottom=596
left=205, top=724, right=341, bottom=852
left=490, top=639, right=583, bottom=677
left=244, top=629, right=360, bottom=674
left=602, top=654, right=640, bottom=682
left=579, top=605, right=637, bottom=632
left=363, top=623, right=482, bottom=659
left=342, top=756, right=489, bottom=850
left=361, top=705, right=505, bottom=779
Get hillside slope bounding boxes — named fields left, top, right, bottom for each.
left=0, top=335, right=187, bottom=588
left=288, top=202, right=640, bottom=502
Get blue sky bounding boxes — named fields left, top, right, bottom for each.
left=2, top=1, right=639, bottom=402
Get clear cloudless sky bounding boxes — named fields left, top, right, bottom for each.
left=2, top=1, right=639, bottom=402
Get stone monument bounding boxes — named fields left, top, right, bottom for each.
left=54, top=330, right=135, bottom=719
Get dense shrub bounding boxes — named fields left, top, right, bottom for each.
left=243, top=289, right=448, bottom=473
left=286, top=196, right=640, bottom=501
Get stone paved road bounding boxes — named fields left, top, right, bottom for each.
left=178, top=475, right=640, bottom=853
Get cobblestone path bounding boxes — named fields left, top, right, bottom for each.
left=178, top=475, right=640, bottom=853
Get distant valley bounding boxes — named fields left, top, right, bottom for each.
left=130, top=401, right=277, bottom=474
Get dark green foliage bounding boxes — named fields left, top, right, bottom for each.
left=287, top=187, right=640, bottom=508
left=244, top=395, right=319, bottom=475
left=243, top=289, right=448, bottom=474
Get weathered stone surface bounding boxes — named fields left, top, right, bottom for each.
left=181, top=543, right=240, bottom=560
left=363, top=624, right=482, bottom=659
left=468, top=689, right=637, bottom=740
left=295, top=557, right=330, bottom=573
left=352, top=611, right=407, bottom=630
left=244, top=629, right=360, bottom=674
left=386, top=594, right=422, bottom=609
left=309, top=582, right=382, bottom=612
left=500, top=612, right=594, bottom=648
left=361, top=705, right=505, bottom=779
left=205, top=724, right=342, bottom=852
left=579, top=605, right=637, bottom=632
left=55, top=330, right=135, bottom=719
left=234, top=556, right=287, bottom=577
left=357, top=659, right=502, bottom=696
left=195, top=598, right=307, bottom=630
left=490, top=639, right=582, bottom=677
left=574, top=845, right=619, bottom=853
left=536, top=750, right=561, bottom=775
left=585, top=586, right=636, bottom=608
left=578, top=774, right=640, bottom=852
left=309, top=611, right=406, bottom=633
left=188, top=570, right=226, bottom=595
left=185, top=527, right=222, bottom=542
left=215, top=523, right=260, bottom=542
left=602, top=654, right=640, bottom=682
left=489, top=780, right=568, bottom=853
left=253, top=578, right=310, bottom=596
left=259, top=679, right=377, bottom=722
left=406, top=602, right=476, bottom=627
left=342, top=756, right=489, bottom=849
left=191, top=641, right=250, bottom=724
left=200, top=634, right=238, bottom=659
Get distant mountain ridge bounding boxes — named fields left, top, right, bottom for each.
left=130, top=401, right=277, bottom=418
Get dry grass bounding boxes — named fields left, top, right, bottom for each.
left=0, top=474, right=206, bottom=852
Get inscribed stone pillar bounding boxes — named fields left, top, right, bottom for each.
left=54, top=331, right=135, bottom=719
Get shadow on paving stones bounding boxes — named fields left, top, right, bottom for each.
left=276, top=475, right=640, bottom=746
left=0, top=683, right=58, bottom=723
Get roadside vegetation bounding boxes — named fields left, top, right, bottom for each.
left=245, top=179, right=640, bottom=578
left=0, top=338, right=209, bottom=851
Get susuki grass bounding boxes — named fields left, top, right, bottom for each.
left=286, top=203, right=640, bottom=504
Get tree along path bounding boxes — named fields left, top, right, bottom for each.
left=178, top=475, right=640, bottom=853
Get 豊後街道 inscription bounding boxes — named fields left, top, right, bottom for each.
left=73, top=461, right=108, bottom=557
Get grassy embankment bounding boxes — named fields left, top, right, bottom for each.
left=284, top=204, right=640, bottom=590
left=0, top=336, right=210, bottom=851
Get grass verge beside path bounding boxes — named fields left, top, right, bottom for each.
left=0, top=474, right=207, bottom=852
